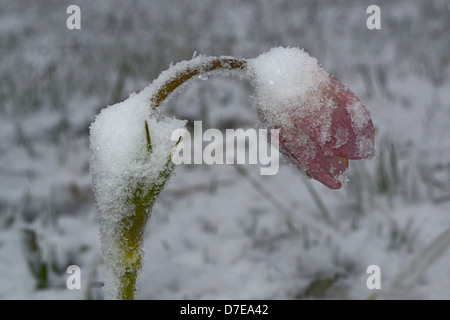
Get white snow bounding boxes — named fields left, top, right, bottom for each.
left=247, top=47, right=331, bottom=129
left=90, top=98, right=186, bottom=222
left=89, top=84, right=187, bottom=299
left=334, top=128, right=349, bottom=149
left=248, top=47, right=329, bottom=109
left=1, top=0, right=450, bottom=301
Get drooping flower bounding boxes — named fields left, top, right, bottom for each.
left=248, top=47, right=375, bottom=188
left=90, top=47, right=376, bottom=300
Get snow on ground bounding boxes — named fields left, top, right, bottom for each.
left=1, top=0, right=450, bottom=299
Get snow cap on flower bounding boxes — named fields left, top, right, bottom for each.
left=248, top=47, right=375, bottom=189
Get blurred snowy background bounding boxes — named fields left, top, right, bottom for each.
left=1, top=0, right=450, bottom=299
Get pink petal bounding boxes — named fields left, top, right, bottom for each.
left=289, top=74, right=375, bottom=160
left=277, top=74, right=375, bottom=188
left=279, top=129, right=348, bottom=189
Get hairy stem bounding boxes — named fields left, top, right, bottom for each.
left=150, top=57, right=247, bottom=109
left=115, top=137, right=180, bottom=300
left=117, top=164, right=175, bottom=299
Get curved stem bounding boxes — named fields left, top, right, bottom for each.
left=111, top=56, right=248, bottom=300
left=96, top=55, right=249, bottom=300
left=150, top=56, right=248, bottom=109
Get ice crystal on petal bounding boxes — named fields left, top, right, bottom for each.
left=247, top=47, right=375, bottom=189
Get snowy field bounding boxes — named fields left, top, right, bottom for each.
left=1, top=0, right=450, bottom=300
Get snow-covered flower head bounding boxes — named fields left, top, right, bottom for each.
left=248, top=47, right=375, bottom=188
